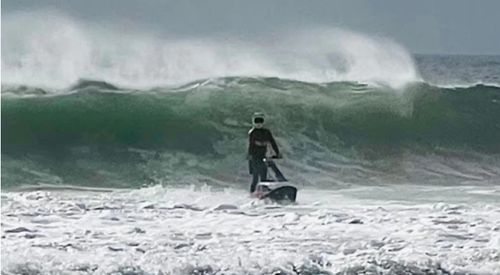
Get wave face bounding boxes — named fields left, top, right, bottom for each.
left=2, top=78, right=500, bottom=188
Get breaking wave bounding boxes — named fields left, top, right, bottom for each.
left=2, top=78, right=500, bottom=188
left=2, top=11, right=419, bottom=89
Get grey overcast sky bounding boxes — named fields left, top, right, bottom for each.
left=3, top=0, right=500, bottom=55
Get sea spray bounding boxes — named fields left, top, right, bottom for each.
left=2, top=11, right=419, bottom=89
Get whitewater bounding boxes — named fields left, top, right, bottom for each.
left=2, top=11, right=500, bottom=275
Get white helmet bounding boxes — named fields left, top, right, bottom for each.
left=252, top=112, right=265, bottom=125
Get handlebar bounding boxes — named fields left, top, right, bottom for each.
left=263, top=156, right=282, bottom=162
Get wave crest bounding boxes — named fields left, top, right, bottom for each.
left=2, top=11, right=419, bottom=89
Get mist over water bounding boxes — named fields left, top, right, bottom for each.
left=2, top=11, right=419, bottom=89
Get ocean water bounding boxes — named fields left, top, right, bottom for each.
left=2, top=12, right=500, bottom=275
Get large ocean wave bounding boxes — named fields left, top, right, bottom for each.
left=2, top=78, right=500, bottom=188
left=2, top=11, right=500, bottom=189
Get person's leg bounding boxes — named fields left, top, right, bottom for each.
left=259, top=160, right=268, bottom=182
left=250, top=160, right=259, bottom=192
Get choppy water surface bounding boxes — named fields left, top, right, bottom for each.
left=2, top=185, right=500, bottom=274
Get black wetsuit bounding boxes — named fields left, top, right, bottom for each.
left=248, top=127, right=280, bottom=192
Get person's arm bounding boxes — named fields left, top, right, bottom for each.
left=247, top=130, right=253, bottom=174
left=267, top=129, right=280, bottom=157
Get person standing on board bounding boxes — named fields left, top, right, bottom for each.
left=247, top=112, right=281, bottom=193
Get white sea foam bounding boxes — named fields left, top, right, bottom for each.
left=2, top=185, right=499, bottom=274
left=2, top=11, right=419, bottom=90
